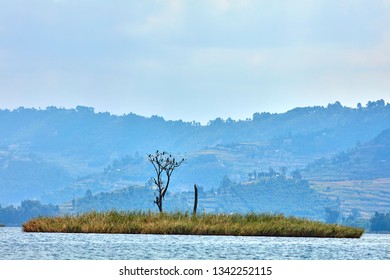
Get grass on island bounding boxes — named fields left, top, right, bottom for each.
left=22, top=211, right=364, bottom=238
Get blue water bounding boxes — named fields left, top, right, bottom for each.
left=0, top=227, right=389, bottom=260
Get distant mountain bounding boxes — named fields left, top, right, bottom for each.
left=302, top=128, right=390, bottom=219
left=1, top=100, right=390, bottom=205
left=0, top=151, right=72, bottom=204
left=48, top=126, right=390, bottom=220
left=1, top=100, right=390, bottom=161
left=303, top=128, right=390, bottom=180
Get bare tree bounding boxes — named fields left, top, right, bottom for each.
left=148, top=150, right=184, bottom=212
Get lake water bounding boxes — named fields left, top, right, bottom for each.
left=1, top=227, right=389, bottom=260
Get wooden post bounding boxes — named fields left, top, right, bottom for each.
left=193, top=184, right=198, bottom=215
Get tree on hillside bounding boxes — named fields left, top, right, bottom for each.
left=148, top=150, right=184, bottom=212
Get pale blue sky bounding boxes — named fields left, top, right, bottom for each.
left=1, top=0, right=390, bottom=123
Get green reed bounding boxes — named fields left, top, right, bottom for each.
left=23, top=211, right=364, bottom=238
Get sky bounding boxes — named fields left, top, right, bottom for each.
left=1, top=0, right=390, bottom=123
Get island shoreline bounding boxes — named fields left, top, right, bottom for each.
left=22, top=211, right=364, bottom=238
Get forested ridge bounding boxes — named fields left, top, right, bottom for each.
left=1, top=100, right=390, bottom=227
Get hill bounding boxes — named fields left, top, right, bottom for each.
left=1, top=100, right=390, bottom=161
left=304, top=128, right=390, bottom=180
left=0, top=151, right=72, bottom=204
left=1, top=100, right=390, bottom=207
left=303, top=128, right=390, bottom=218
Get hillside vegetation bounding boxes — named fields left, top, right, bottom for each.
left=1, top=100, right=390, bottom=162
left=304, top=128, right=390, bottom=180
left=68, top=174, right=336, bottom=221
left=303, top=129, right=390, bottom=218
left=1, top=100, right=390, bottom=226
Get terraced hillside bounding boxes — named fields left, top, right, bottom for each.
left=304, top=129, right=390, bottom=218
left=2, top=102, right=390, bottom=216
left=311, top=179, right=390, bottom=219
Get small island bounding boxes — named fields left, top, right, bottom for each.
left=21, top=152, right=364, bottom=238
left=23, top=211, right=364, bottom=238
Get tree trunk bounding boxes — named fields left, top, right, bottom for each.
left=155, top=195, right=163, bottom=213
left=193, top=184, right=198, bottom=215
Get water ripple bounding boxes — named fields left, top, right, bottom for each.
left=1, top=228, right=389, bottom=260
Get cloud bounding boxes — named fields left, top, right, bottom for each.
left=1, top=0, right=390, bottom=122
left=117, top=0, right=184, bottom=38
